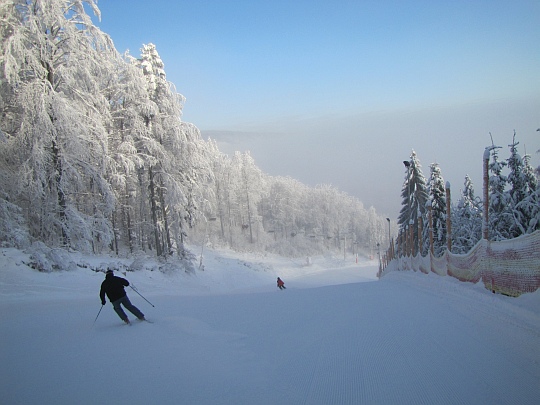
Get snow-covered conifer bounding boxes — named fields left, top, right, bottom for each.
left=426, top=163, right=447, bottom=256
left=516, top=152, right=540, bottom=233
left=487, top=144, right=511, bottom=240
left=398, top=150, right=428, bottom=255
left=506, top=135, right=528, bottom=237
left=451, top=175, right=483, bottom=253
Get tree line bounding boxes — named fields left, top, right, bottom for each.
left=0, top=0, right=389, bottom=259
left=397, top=135, right=539, bottom=258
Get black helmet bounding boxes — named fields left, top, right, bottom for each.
left=106, top=269, right=113, bottom=275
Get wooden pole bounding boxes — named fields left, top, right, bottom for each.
left=446, top=182, right=452, bottom=252
left=482, top=148, right=490, bottom=241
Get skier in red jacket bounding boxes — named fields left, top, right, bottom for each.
left=277, top=277, right=286, bottom=290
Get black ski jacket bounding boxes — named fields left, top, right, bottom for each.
left=100, top=274, right=129, bottom=303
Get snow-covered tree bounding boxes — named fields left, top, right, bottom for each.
left=398, top=150, right=428, bottom=255
left=487, top=144, right=511, bottom=240
left=205, top=139, right=234, bottom=245
left=426, top=163, right=447, bottom=256
left=127, top=43, right=210, bottom=257
left=265, top=177, right=300, bottom=241
left=515, top=151, right=540, bottom=234
left=506, top=135, right=528, bottom=237
left=0, top=1, right=392, bottom=262
left=239, top=151, right=264, bottom=244
left=0, top=0, right=116, bottom=251
left=451, top=175, right=483, bottom=253
left=505, top=134, right=540, bottom=237
left=102, top=51, right=150, bottom=254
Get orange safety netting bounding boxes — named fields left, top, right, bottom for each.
left=382, top=230, right=540, bottom=297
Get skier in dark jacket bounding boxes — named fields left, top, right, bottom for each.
left=277, top=277, right=286, bottom=290
left=100, top=269, right=145, bottom=324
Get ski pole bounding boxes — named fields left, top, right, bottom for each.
left=92, top=305, right=104, bottom=327
left=130, top=285, right=155, bottom=307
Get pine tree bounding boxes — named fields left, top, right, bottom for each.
left=487, top=144, right=511, bottom=240
left=398, top=150, right=428, bottom=255
left=506, top=134, right=528, bottom=237
left=427, top=163, right=447, bottom=256
left=516, top=152, right=540, bottom=233
left=451, top=175, right=483, bottom=253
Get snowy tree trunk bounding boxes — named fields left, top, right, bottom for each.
left=158, top=180, right=172, bottom=255
left=148, top=166, right=162, bottom=256
left=111, top=210, right=119, bottom=255
left=245, top=183, right=254, bottom=244
left=51, top=135, right=68, bottom=245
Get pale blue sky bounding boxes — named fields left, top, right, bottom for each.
left=94, top=0, right=540, bottom=217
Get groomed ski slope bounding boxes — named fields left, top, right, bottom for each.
left=1, top=247, right=539, bottom=405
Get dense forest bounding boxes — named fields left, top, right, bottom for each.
left=0, top=0, right=391, bottom=262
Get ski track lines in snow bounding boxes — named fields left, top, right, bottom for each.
left=1, top=259, right=540, bottom=404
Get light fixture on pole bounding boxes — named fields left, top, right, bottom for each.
left=403, top=160, right=412, bottom=254
left=403, top=160, right=411, bottom=216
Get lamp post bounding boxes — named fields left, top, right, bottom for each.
left=403, top=160, right=411, bottom=221
left=199, top=216, right=217, bottom=270
left=403, top=160, right=412, bottom=256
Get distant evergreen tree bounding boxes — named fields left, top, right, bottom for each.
left=398, top=150, right=428, bottom=255
left=487, top=144, right=511, bottom=240
left=506, top=135, right=528, bottom=237
left=427, top=163, right=447, bottom=256
left=517, top=152, right=540, bottom=233
left=451, top=175, right=483, bottom=253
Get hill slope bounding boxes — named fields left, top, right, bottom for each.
left=1, top=247, right=539, bottom=404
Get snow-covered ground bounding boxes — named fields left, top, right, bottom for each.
left=1, top=247, right=539, bottom=405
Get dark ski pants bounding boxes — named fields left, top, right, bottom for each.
left=112, top=296, right=144, bottom=321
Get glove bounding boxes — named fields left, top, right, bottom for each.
left=101, top=300, right=106, bottom=306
